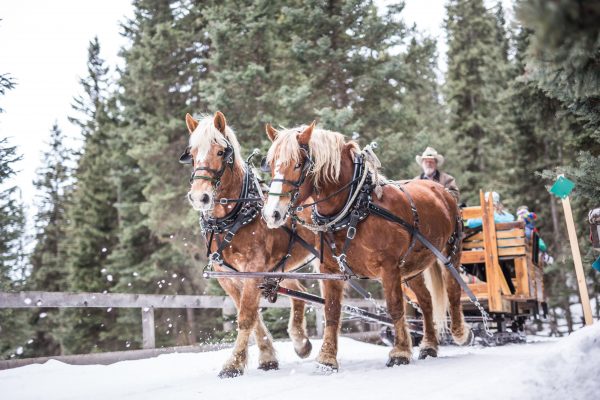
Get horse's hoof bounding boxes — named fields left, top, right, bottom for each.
left=295, top=339, right=312, bottom=359
left=218, top=367, right=244, bottom=379
left=258, top=360, right=279, bottom=371
left=459, top=329, right=475, bottom=346
left=386, top=356, right=410, bottom=367
left=315, top=362, right=338, bottom=374
left=418, top=347, right=438, bottom=360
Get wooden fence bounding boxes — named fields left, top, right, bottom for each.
left=0, top=291, right=382, bottom=349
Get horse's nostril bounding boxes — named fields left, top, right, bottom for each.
left=273, top=210, right=281, bottom=221
left=201, top=194, right=210, bottom=204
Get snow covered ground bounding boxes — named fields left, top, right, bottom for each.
left=2, top=323, right=599, bottom=400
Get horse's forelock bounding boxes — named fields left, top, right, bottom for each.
left=267, top=126, right=350, bottom=189
left=189, top=115, right=245, bottom=171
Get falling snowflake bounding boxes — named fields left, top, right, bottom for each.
left=39, top=312, right=47, bottom=319
left=106, top=275, right=113, bottom=282
left=23, top=298, right=32, bottom=305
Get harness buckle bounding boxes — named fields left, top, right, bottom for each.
left=346, top=226, right=356, bottom=240
left=219, top=198, right=229, bottom=205
left=296, top=206, right=304, bottom=213
left=209, top=252, right=223, bottom=265
left=223, top=231, right=235, bottom=243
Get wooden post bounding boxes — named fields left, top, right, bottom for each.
left=222, top=304, right=236, bottom=332
left=315, top=308, right=324, bottom=338
left=561, top=196, right=594, bottom=326
left=141, top=307, right=155, bottom=349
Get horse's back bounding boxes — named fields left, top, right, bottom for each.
left=386, top=179, right=458, bottom=239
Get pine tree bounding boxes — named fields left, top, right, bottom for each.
left=0, top=73, right=31, bottom=359
left=0, top=137, right=30, bottom=359
left=25, top=123, right=72, bottom=357
left=516, top=0, right=600, bottom=202
left=376, top=34, right=447, bottom=179
left=443, top=0, right=514, bottom=204
left=111, top=0, right=209, bottom=348
left=506, top=27, right=585, bottom=331
left=517, top=0, right=600, bottom=322
left=61, top=38, right=120, bottom=354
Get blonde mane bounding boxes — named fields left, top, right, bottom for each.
left=267, top=126, right=359, bottom=188
left=189, top=115, right=246, bottom=172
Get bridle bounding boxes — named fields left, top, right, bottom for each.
left=179, top=140, right=235, bottom=189
left=262, top=143, right=314, bottom=207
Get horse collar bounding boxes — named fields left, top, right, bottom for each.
left=200, top=166, right=260, bottom=236
left=310, top=155, right=372, bottom=232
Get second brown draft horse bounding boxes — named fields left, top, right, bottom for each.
left=262, top=123, right=472, bottom=370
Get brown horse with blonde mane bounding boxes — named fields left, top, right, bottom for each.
left=262, top=123, right=472, bottom=370
left=183, top=112, right=317, bottom=378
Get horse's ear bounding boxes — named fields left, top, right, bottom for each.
left=214, top=111, right=227, bottom=134
left=185, top=113, right=199, bottom=134
left=265, top=123, right=278, bottom=142
left=297, top=121, right=316, bottom=145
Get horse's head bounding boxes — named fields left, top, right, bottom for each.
left=180, top=111, right=241, bottom=212
left=262, top=122, right=318, bottom=228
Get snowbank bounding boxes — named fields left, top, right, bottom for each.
left=1, top=326, right=598, bottom=400
left=522, top=322, right=600, bottom=399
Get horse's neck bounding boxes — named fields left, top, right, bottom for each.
left=314, top=150, right=355, bottom=216
left=211, top=165, right=244, bottom=218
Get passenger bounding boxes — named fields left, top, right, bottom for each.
left=590, top=208, right=600, bottom=271
left=465, top=191, right=514, bottom=229
left=516, top=205, right=547, bottom=252
left=414, top=146, right=460, bottom=202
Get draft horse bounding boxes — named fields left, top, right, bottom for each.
left=262, top=123, right=472, bottom=370
left=182, top=112, right=317, bottom=378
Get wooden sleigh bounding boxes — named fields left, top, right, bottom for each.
left=402, top=190, right=547, bottom=340
left=459, top=190, right=547, bottom=321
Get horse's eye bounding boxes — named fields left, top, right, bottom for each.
left=217, top=150, right=224, bottom=156
left=294, top=162, right=302, bottom=169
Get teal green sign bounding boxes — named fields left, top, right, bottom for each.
left=549, top=176, right=575, bottom=199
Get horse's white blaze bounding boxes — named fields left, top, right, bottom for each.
left=263, top=161, right=287, bottom=228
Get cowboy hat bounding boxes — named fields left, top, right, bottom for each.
left=415, top=146, right=444, bottom=167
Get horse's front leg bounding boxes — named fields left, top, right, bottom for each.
left=407, top=272, right=439, bottom=359
left=316, top=275, right=345, bottom=371
left=219, top=278, right=261, bottom=378
left=218, top=278, right=278, bottom=371
left=382, top=268, right=412, bottom=366
left=281, top=279, right=312, bottom=358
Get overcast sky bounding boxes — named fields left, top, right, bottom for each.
left=0, top=0, right=510, bottom=223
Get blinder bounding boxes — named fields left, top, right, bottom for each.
left=260, top=156, right=271, bottom=173
left=179, top=146, right=193, bottom=164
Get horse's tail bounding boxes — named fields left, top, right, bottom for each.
left=424, top=260, right=448, bottom=339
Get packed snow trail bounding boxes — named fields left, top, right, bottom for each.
left=1, top=323, right=599, bottom=400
